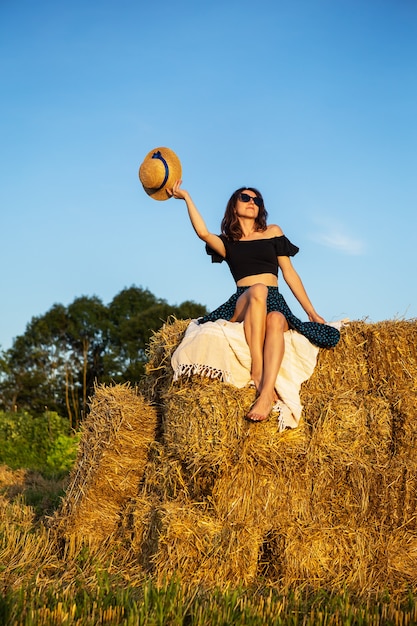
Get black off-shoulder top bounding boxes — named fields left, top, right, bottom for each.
left=205, top=234, right=299, bottom=283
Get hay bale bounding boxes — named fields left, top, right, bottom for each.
left=263, top=521, right=417, bottom=595
left=303, top=321, right=371, bottom=397
left=51, top=383, right=157, bottom=545
left=206, top=425, right=310, bottom=531
left=143, top=317, right=190, bottom=401
left=210, top=462, right=292, bottom=530
left=265, top=523, right=382, bottom=591
left=117, top=442, right=194, bottom=559
left=161, top=375, right=309, bottom=500
left=143, top=500, right=263, bottom=588
left=161, top=378, right=253, bottom=494
left=54, top=317, right=417, bottom=597
left=131, top=317, right=417, bottom=596
left=365, top=320, right=417, bottom=396
left=306, top=395, right=393, bottom=467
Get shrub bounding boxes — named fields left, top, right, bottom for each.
left=0, top=410, right=79, bottom=477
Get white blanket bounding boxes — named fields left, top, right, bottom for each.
left=171, top=319, right=321, bottom=429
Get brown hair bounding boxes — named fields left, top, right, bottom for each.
left=221, top=187, right=268, bottom=241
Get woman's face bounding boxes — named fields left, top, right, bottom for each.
left=235, top=190, right=262, bottom=218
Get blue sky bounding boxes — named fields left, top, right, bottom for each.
left=1, top=0, right=416, bottom=351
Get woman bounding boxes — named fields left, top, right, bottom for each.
left=168, top=181, right=339, bottom=422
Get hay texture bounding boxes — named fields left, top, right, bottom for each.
left=136, top=318, right=417, bottom=595
left=51, top=383, right=157, bottom=545
left=56, top=318, right=417, bottom=597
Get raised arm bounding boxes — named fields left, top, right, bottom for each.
left=168, top=180, right=225, bottom=257
left=278, top=256, right=326, bottom=323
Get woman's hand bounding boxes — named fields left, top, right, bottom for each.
left=308, top=311, right=326, bottom=324
left=167, top=179, right=189, bottom=200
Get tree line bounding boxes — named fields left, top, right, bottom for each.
left=0, top=286, right=207, bottom=428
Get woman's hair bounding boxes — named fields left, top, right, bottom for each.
left=221, top=187, right=268, bottom=240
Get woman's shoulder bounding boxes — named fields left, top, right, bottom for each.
left=263, top=224, right=284, bottom=238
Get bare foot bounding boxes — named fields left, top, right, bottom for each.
left=246, top=393, right=274, bottom=422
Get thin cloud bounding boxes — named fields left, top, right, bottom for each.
left=309, top=220, right=366, bottom=256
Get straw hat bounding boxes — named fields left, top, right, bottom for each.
left=139, top=147, right=182, bottom=201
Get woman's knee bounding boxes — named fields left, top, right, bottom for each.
left=266, top=311, right=288, bottom=332
left=247, top=283, right=268, bottom=302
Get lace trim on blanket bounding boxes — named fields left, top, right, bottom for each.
left=272, top=400, right=292, bottom=433
left=173, top=363, right=233, bottom=384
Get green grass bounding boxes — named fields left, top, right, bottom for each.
left=1, top=577, right=417, bottom=625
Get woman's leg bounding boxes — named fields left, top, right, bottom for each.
left=247, top=311, right=289, bottom=422
left=230, top=284, right=268, bottom=390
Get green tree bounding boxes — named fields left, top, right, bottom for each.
left=0, top=286, right=207, bottom=425
left=0, top=304, right=68, bottom=416
left=106, top=287, right=207, bottom=382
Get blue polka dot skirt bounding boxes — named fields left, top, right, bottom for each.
left=199, top=286, right=340, bottom=349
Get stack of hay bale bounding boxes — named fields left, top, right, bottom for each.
left=53, top=318, right=417, bottom=596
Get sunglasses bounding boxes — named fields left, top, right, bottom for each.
left=239, top=192, right=262, bottom=207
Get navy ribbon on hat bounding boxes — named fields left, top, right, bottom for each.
left=152, top=151, right=169, bottom=191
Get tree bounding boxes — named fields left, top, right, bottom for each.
left=65, top=296, right=110, bottom=425
left=0, top=304, right=69, bottom=416
left=106, top=288, right=207, bottom=382
left=0, top=286, right=207, bottom=425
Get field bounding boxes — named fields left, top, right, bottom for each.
left=1, top=318, right=417, bottom=624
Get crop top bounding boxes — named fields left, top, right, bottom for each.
left=206, top=234, right=299, bottom=283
